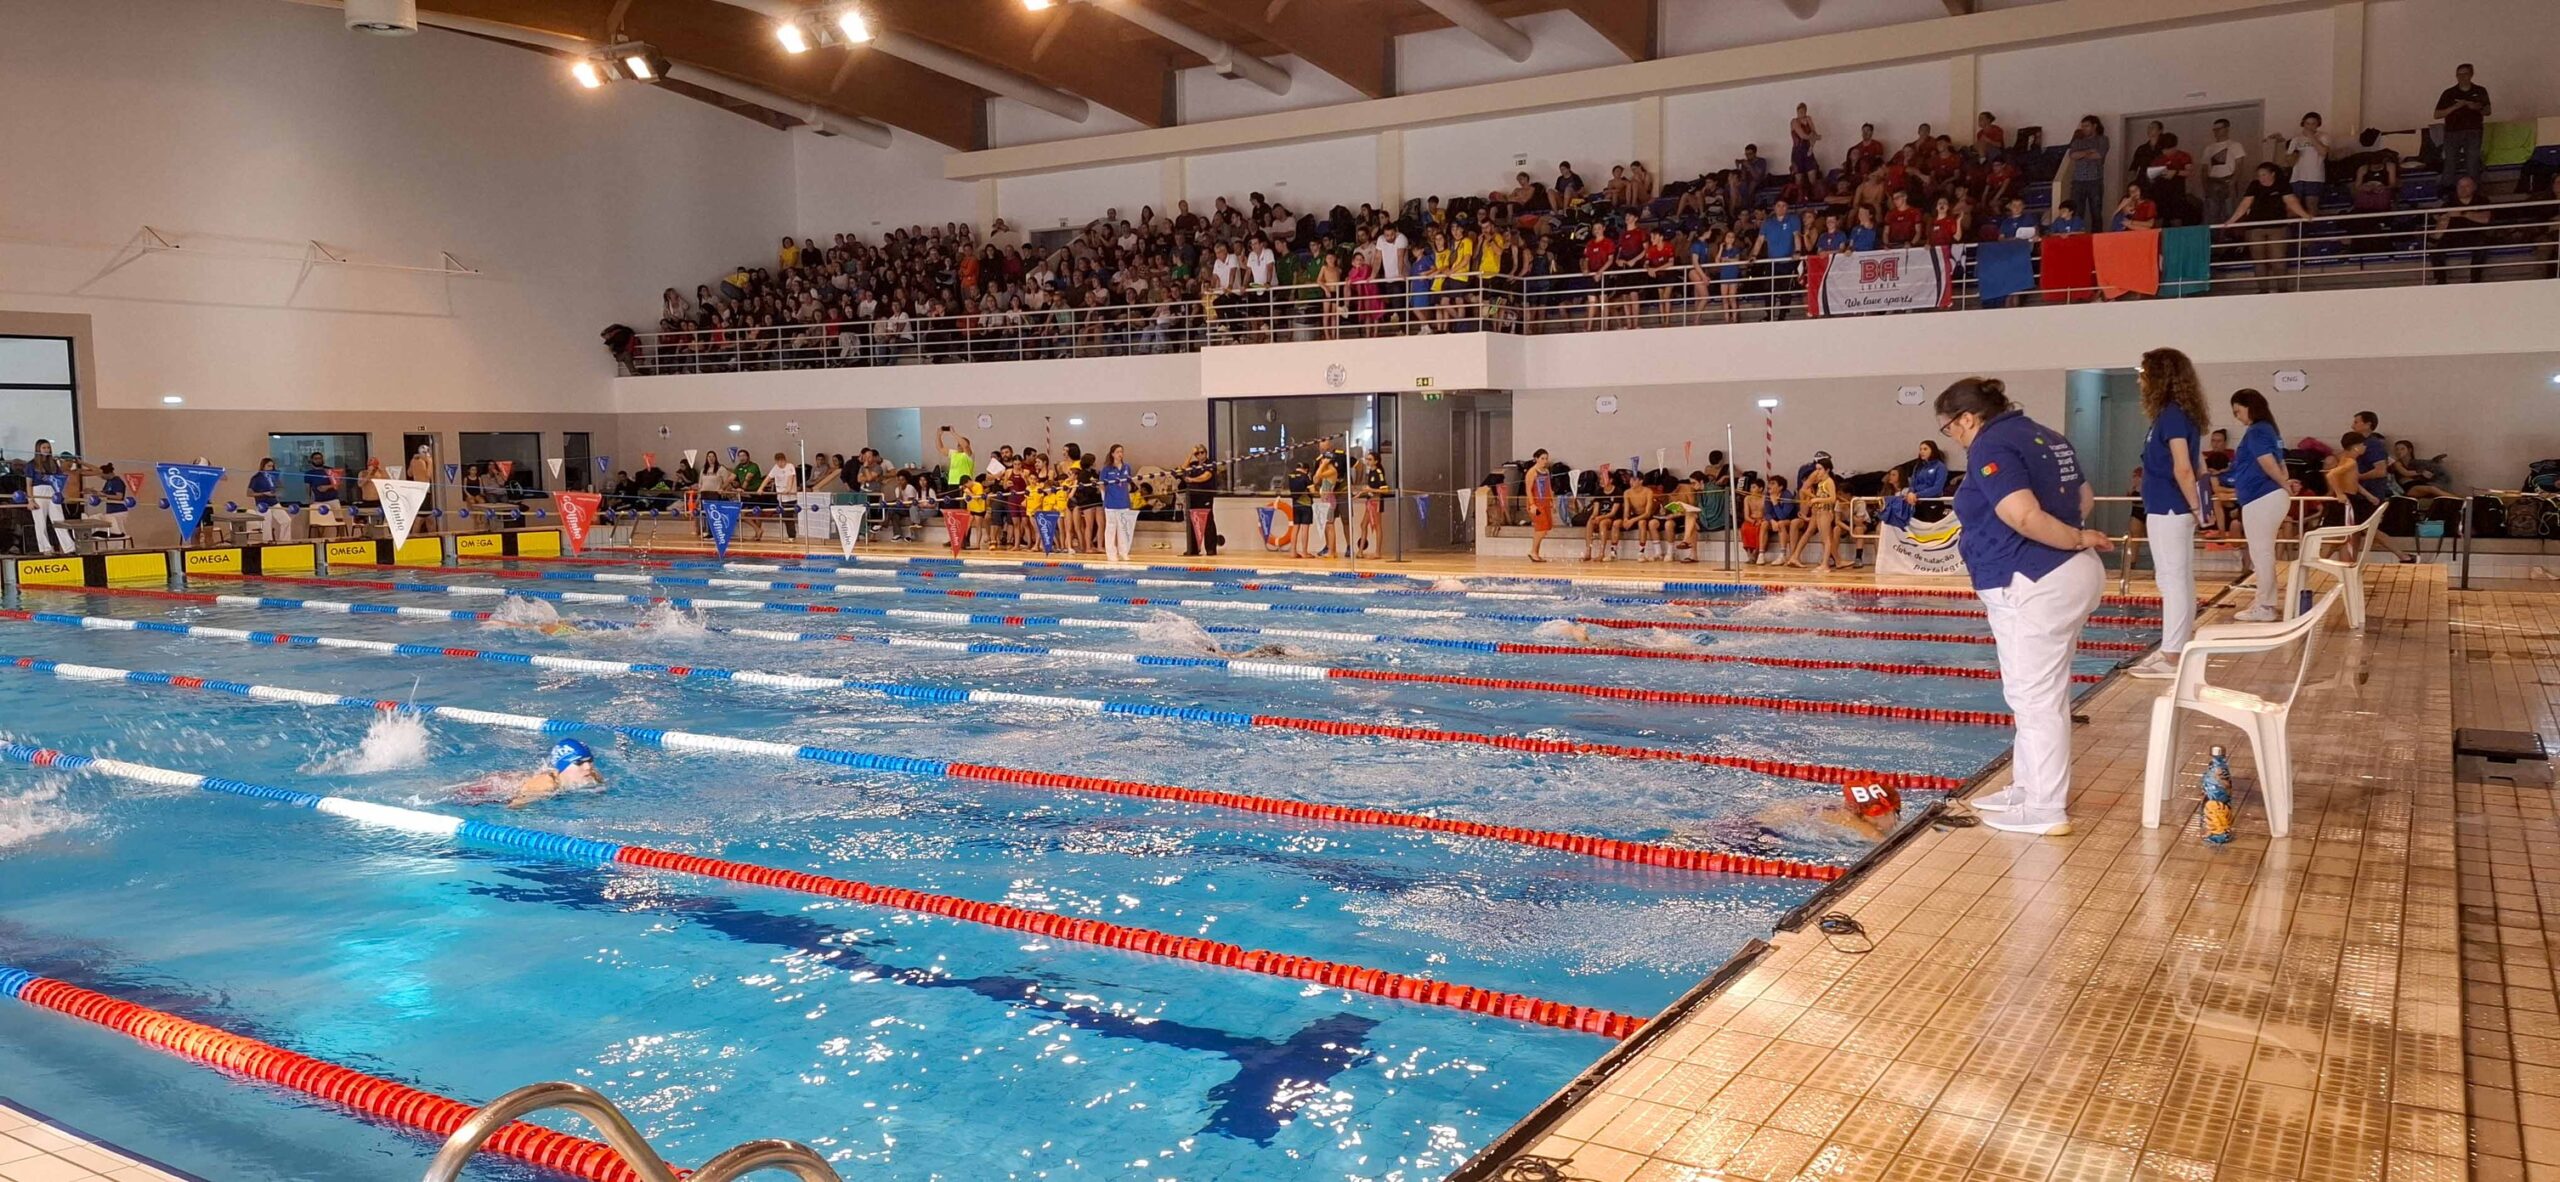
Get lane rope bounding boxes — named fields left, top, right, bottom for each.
left=0, top=608, right=1961, bottom=791
left=462, top=556, right=2150, bottom=653
left=187, top=571, right=2100, bottom=686
left=0, top=655, right=1853, bottom=879
left=39, top=583, right=2014, bottom=726
left=0, top=965, right=664, bottom=1182
left=1, top=742, right=1646, bottom=1038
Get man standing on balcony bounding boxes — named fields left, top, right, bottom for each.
left=2064, top=116, right=2109, bottom=230
left=2434, top=64, right=2491, bottom=184
left=2200, top=120, right=2248, bottom=225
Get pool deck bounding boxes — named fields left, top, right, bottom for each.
left=1472, top=564, right=2497, bottom=1182
left=0, top=1100, right=198, bottom=1182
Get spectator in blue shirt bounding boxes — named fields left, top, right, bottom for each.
left=1755, top=199, right=1804, bottom=315
left=1994, top=196, right=2041, bottom=241
left=1935, top=376, right=2112, bottom=836
left=302, top=452, right=340, bottom=504
left=1813, top=212, right=1850, bottom=254
left=2227, top=389, right=2291, bottom=621
left=2048, top=200, right=2087, bottom=236
left=2347, top=410, right=2414, bottom=562
left=2127, top=347, right=2209, bottom=679
left=1847, top=206, right=1882, bottom=252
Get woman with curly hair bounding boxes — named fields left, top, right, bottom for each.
left=2128, top=346, right=2210, bottom=679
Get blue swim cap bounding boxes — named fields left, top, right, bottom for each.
left=550, top=739, right=595, bottom=772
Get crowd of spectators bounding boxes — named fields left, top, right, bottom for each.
left=611, top=64, right=2557, bottom=375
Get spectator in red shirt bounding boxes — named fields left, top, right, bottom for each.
left=1975, top=111, right=2006, bottom=159
left=2109, top=190, right=2158, bottom=232
left=2144, top=132, right=2197, bottom=224
left=1579, top=229, right=1615, bottom=329
left=1983, top=157, right=2022, bottom=212
left=1846, top=124, right=1886, bottom=177
left=1928, top=196, right=1962, bottom=248
left=1639, top=229, right=1678, bottom=325
left=1883, top=190, right=1924, bottom=247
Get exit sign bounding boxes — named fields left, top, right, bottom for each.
left=1414, top=376, right=1434, bottom=388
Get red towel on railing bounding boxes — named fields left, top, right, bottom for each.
left=2093, top=230, right=2161, bottom=300
left=2039, top=233, right=2096, bottom=303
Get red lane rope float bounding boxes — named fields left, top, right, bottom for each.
left=0, top=974, right=667, bottom=1182
left=1487, top=640, right=2103, bottom=684
left=1574, top=616, right=2151, bottom=655
left=1326, top=668, right=2014, bottom=727
left=606, top=846, right=1650, bottom=1038
left=1662, top=598, right=2159, bottom=629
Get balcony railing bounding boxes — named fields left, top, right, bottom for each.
left=620, top=198, right=2559, bottom=374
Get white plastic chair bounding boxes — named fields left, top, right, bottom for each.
left=2141, top=586, right=2342, bottom=839
left=2283, top=509, right=2380, bottom=630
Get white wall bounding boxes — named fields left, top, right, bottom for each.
left=1664, top=60, right=1951, bottom=180
left=2364, top=0, right=2560, bottom=129
left=1397, top=11, right=1630, bottom=94
left=1404, top=103, right=1635, bottom=204
left=1184, top=139, right=1382, bottom=222
left=794, top=130, right=980, bottom=238
left=1660, top=0, right=1973, bottom=57
left=988, top=96, right=1152, bottom=149
left=996, top=161, right=1162, bottom=233
left=1, top=0, right=794, bottom=418
left=1176, top=56, right=1370, bottom=125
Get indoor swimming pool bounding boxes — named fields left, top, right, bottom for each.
left=0, top=553, right=2157, bottom=1181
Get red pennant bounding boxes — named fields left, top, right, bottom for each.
left=555, top=492, right=602, bottom=553
left=641, top=452, right=656, bottom=468
left=493, top=460, right=514, bottom=482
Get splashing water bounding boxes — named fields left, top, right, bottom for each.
left=633, top=601, right=709, bottom=637
left=307, top=711, right=433, bottom=775
left=1614, top=628, right=1704, bottom=651
left=1728, top=588, right=1852, bottom=620
left=0, top=779, right=87, bottom=850
left=1132, top=610, right=1224, bottom=655
left=1428, top=578, right=1471, bottom=593
left=485, top=596, right=565, bottom=629
left=1530, top=619, right=1595, bottom=645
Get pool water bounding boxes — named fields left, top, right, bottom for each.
left=0, top=558, right=2151, bottom=1181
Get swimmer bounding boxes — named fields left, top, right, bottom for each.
left=1750, top=783, right=1903, bottom=843
left=504, top=739, right=604, bottom=808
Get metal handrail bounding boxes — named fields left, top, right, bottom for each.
left=623, top=197, right=2560, bottom=372
left=422, top=1080, right=837, bottom=1182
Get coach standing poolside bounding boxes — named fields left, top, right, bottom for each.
left=1935, top=377, right=2114, bottom=837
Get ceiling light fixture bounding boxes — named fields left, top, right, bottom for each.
left=621, top=50, right=659, bottom=80
left=776, top=20, right=810, bottom=52
left=834, top=8, right=872, bottom=43
left=1067, top=417, right=1084, bottom=426
left=1755, top=397, right=1781, bottom=409
left=1023, top=0, right=1055, bottom=9
left=570, top=59, right=606, bottom=88
left=161, top=395, right=185, bottom=405
left=728, top=423, right=745, bottom=432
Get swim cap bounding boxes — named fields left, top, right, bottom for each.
left=1843, top=783, right=1901, bottom=818
left=550, top=739, right=595, bottom=772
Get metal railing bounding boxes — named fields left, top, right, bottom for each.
left=423, top=1080, right=836, bottom=1182
left=622, top=198, right=2560, bottom=373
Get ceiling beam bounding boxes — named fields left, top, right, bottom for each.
left=1083, top=0, right=1292, bottom=95
left=1942, top=0, right=1977, bottom=13
left=1413, top=0, right=1532, bottom=60
left=883, top=0, right=1170, bottom=126
left=1172, top=0, right=1395, bottom=98
left=1555, top=0, right=1655, bottom=61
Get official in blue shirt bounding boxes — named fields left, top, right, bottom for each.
left=1908, top=440, right=1950, bottom=522
left=1756, top=200, right=1804, bottom=313
left=2228, top=389, right=2293, bottom=621
left=2127, top=348, right=2209, bottom=679
left=302, top=452, right=340, bottom=504
left=2347, top=410, right=2415, bottom=562
left=1936, top=377, right=2112, bottom=836
left=1098, top=443, right=1138, bottom=564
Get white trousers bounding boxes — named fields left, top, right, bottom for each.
left=1979, top=549, right=2104, bottom=825
left=28, top=496, right=71, bottom=554
left=1104, top=508, right=1138, bottom=562
left=2240, top=490, right=2290, bottom=612
left=2144, top=511, right=2197, bottom=655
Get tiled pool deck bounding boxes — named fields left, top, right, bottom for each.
left=0, top=1100, right=198, bottom=1182
left=1474, top=565, right=2502, bottom=1182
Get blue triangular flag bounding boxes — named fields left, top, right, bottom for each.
left=156, top=463, right=226, bottom=545
left=702, top=499, right=743, bottom=556
left=444, top=463, right=460, bottom=483
left=596, top=455, right=612, bottom=475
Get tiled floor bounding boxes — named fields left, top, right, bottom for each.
left=1482, top=566, right=2486, bottom=1182
left=2448, top=589, right=2560, bottom=1182
left=0, top=1102, right=194, bottom=1182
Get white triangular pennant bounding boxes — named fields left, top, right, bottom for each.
left=830, top=506, right=867, bottom=559
left=377, top=479, right=431, bottom=549
left=546, top=457, right=564, bottom=481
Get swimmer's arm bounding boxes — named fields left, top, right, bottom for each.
left=505, top=772, right=562, bottom=808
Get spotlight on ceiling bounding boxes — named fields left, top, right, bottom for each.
left=777, top=20, right=810, bottom=53
left=161, top=395, right=185, bottom=405
left=779, top=7, right=870, bottom=51
left=620, top=47, right=663, bottom=81
left=1023, top=0, right=1056, bottom=9
left=572, top=44, right=669, bottom=88
left=571, top=59, right=606, bottom=88
left=835, top=7, right=872, bottom=43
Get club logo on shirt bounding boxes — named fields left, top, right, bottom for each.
left=1979, top=462, right=2000, bottom=476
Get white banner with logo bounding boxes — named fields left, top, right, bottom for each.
left=1877, top=515, right=1969, bottom=578
left=1805, top=246, right=1954, bottom=317
left=376, top=479, right=431, bottom=549
left=797, top=492, right=835, bottom=540
left=829, top=506, right=867, bottom=558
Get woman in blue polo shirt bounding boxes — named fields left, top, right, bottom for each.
left=2127, top=348, right=2209, bottom=680
left=2228, top=389, right=2292, bottom=622
left=1909, top=440, right=1949, bottom=522
left=1935, top=377, right=2114, bottom=836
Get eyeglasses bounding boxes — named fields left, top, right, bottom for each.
left=1937, top=415, right=1966, bottom=439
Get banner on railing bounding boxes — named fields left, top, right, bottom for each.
left=376, top=479, right=431, bottom=550
left=1804, top=247, right=1954, bottom=317
left=797, top=492, right=834, bottom=540
left=702, top=499, right=742, bottom=557
left=155, top=463, right=224, bottom=546
left=555, top=492, right=601, bottom=553
left=1877, top=515, right=1968, bottom=578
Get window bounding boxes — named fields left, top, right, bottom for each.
left=267, top=433, right=369, bottom=504
left=461, top=431, right=544, bottom=496
left=0, top=336, right=80, bottom=462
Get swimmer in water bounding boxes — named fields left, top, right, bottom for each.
left=505, top=739, right=604, bottom=808
left=1751, top=783, right=1903, bottom=843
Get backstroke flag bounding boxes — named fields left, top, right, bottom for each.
left=702, top=498, right=743, bottom=557
left=155, top=463, right=224, bottom=546
left=1804, top=246, right=1953, bottom=317
left=493, top=460, right=514, bottom=483
left=546, top=457, right=564, bottom=482
left=554, top=491, right=602, bottom=553
left=375, top=479, right=431, bottom=550
left=829, top=506, right=866, bottom=558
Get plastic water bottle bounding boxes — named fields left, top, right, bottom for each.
left=2200, top=745, right=2235, bottom=844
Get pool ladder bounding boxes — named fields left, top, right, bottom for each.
left=422, top=1081, right=838, bottom=1181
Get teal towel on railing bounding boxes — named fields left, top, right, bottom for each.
left=2161, top=226, right=2213, bottom=297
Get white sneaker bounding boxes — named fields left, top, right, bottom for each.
left=1968, top=786, right=2027, bottom=814
left=1983, top=815, right=2075, bottom=836
left=2124, top=653, right=2179, bottom=680
left=2234, top=606, right=2280, bottom=623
